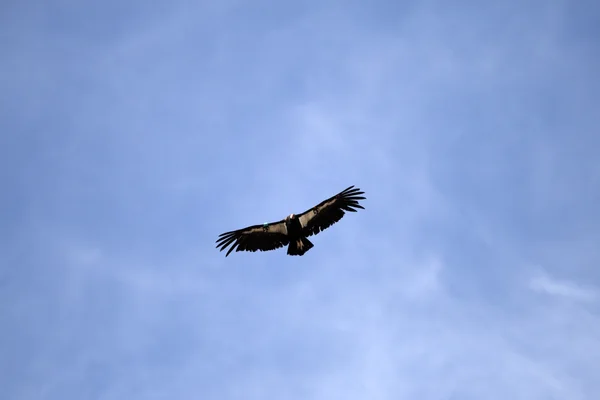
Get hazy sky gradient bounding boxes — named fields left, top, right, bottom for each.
left=2, top=1, right=600, bottom=399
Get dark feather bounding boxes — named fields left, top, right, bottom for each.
left=297, top=185, right=366, bottom=237
left=215, top=221, right=289, bottom=257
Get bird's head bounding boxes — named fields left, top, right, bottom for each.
left=286, top=213, right=295, bottom=221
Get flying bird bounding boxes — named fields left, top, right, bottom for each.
left=216, top=185, right=366, bottom=257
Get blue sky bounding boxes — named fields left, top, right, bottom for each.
left=2, top=0, right=600, bottom=399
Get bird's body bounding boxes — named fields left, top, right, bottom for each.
left=283, top=213, right=314, bottom=256
left=216, top=186, right=366, bottom=257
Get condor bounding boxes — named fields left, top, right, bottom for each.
left=216, top=185, right=366, bottom=256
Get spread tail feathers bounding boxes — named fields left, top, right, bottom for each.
left=287, top=237, right=314, bottom=256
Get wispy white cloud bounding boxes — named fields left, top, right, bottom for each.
left=530, top=269, right=597, bottom=302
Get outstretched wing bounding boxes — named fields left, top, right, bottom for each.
left=216, top=220, right=289, bottom=257
left=297, top=185, right=366, bottom=237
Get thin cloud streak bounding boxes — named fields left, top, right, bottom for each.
left=530, top=270, right=598, bottom=302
